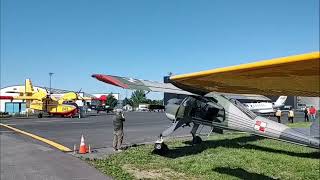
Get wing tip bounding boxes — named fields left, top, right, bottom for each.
left=91, top=74, right=129, bottom=89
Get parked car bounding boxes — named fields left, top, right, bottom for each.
left=90, top=105, right=114, bottom=113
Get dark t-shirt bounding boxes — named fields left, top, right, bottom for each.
left=113, top=113, right=125, bottom=131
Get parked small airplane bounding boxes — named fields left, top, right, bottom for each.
left=92, top=51, right=320, bottom=153
left=0, top=79, right=87, bottom=118
left=244, top=96, right=287, bottom=114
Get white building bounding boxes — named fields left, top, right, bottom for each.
left=123, top=104, right=133, bottom=111
left=0, top=85, right=35, bottom=114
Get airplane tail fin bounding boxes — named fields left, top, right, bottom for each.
left=25, top=79, right=34, bottom=94
left=310, top=118, right=320, bottom=139
left=274, top=96, right=287, bottom=106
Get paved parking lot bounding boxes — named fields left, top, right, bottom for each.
left=1, top=111, right=309, bottom=150
left=0, top=111, right=312, bottom=180
left=0, top=112, right=195, bottom=150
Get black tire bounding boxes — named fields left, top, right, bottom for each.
left=192, top=136, right=202, bottom=144
left=153, top=143, right=169, bottom=155
left=38, top=113, right=43, bottom=118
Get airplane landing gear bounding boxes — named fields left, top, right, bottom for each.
left=191, top=123, right=202, bottom=145
left=38, top=113, right=43, bottom=118
left=192, top=136, right=202, bottom=144
left=154, top=142, right=168, bottom=155
left=153, top=137, right=169, bottom=155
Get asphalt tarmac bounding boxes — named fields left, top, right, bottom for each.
left=0, top=111, right=309, bottom=150
left=0, top=112, right=194, bottom=150
left=0, top=111, right=312, bottom=180
left=0, top=133, right=109, bottom=180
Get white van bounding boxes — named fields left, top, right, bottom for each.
left=138, top=104, right=149, bottom=111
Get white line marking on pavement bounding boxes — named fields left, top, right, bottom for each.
left=36, top=120, right=69, bottom=123
left=63, top=122, right=91, bottom=124
left=0, top=131, right=16, bottom=133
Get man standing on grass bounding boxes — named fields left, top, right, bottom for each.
left=304, top=107, right=309, bottom=122
left=309, top=106, right=317, bottom=121
left=288, top=108, right=294, bottom=123
left=275, top=108, right=282, bottom=123
left=113, top=109, right=125, bottom=151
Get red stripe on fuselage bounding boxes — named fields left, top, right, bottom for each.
left=0, top=96, right=14, bottom=100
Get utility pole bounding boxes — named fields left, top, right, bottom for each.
left=49, top=72, right=54, bottom=94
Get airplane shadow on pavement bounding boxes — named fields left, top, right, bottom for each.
left=156, top=135, right=320, bottom=159
left=212, top=167, right=277, bottom=180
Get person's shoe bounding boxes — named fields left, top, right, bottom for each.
left=117, top=149, right=123, bottom=152
left=113, top=149, right=118, bottom=152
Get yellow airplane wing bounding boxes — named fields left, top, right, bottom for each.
left=170, top=52, right=320, bottom=97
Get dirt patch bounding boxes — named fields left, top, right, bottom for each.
left=122, top=164, right=193, bottom=180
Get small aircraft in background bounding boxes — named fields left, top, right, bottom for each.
left=92, top=51, right=320, bottom=153
left=244, top=96, right=287, bottom=114
left=0, top=79, right=89, bottom=118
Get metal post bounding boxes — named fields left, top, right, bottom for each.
left=49, top=72, right=54, bottom=94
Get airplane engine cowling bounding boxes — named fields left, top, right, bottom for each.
left=165, top=96, right=225, bottom=123
left=165, top=98, right=184, bottom=121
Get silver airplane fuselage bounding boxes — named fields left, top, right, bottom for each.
left=163, top=93, right=319, bottom=149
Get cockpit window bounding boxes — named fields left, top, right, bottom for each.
left=168, top=98, right=183, bottom=105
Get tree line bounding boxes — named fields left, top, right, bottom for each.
left=106, top=90, right=163, bottom=108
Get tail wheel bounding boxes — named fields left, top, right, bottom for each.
left=153, top=142, right=169, bottom=155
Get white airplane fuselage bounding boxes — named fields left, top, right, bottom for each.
left=245, top=102, right=275, bottom=114
left=244, top=96, right=287, bottom=114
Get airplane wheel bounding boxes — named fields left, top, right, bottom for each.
left=38, top=113, right=43, bottom=118
left=153, top=142, right=168, bottom=155
left=192, top=136, right=202, bottom=144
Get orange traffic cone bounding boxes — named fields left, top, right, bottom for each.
left=78, top=135, right=88, bottom=154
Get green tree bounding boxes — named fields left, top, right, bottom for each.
left=130, top=90, right=147, bottom=108
left=151, top=99, right=163, bottom=105
left=106, top=94, right=118, bottom=108
left=123, top=97, right=133, bottom=107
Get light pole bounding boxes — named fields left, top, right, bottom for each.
left=49, top=72, right=54, bottom=94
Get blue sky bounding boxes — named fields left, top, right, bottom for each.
left=1, top=0, right=319, bottom=99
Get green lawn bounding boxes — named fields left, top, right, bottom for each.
left=89, top=129, right=319, bottom=180
left=287, top=121, right=313, bottom=128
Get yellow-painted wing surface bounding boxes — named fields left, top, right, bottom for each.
left=170, top=52, right=320, bottom=97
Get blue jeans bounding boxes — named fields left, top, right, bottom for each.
left=310, top=114, right=316, bottom=120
